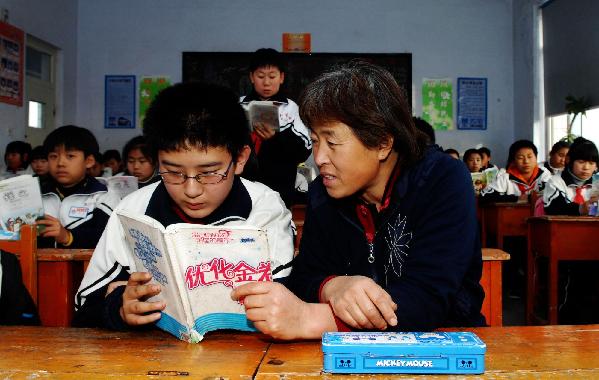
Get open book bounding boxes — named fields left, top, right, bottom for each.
left=117, top=210, right=272, bottom=343
left=96, top=176, right=138, bottom=200
left=0, top=175, right=44, bottom=240
left=470, top=172, right=486, bottom=196
left=243, top=100, right=281, bottom=132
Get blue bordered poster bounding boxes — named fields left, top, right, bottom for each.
left=105, top=75, right=135, bottom=129
left=457, top=78, right=487, bottom=130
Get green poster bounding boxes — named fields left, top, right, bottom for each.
left=139, top=76, right=171, bottom=127
left=422, top=78, right=454, bottom=131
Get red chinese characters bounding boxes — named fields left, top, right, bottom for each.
left=185, top=258, right=272, bottom=290
left=191, top=229, right=233, bottom=244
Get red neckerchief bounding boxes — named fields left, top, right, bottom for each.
left=251, top=132, right=263, bottom=155
left=507, top=164, right=540, bottom=194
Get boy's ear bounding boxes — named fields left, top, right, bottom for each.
left=280, top=71, right=285, bottom=84
left=377, top=136, right=394, bottom=161
left=84, top=154, right=96, bottom=169
left=233, top=145, right=252, bottom=176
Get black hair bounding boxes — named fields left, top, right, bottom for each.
left=549, top=140, right=570, bottom=155
left=102, top=149, right=121, bottom=163
left=30, top=145, right=48, bottom=160
left=478, top=146, right=491, bottom=157
left=143, top=82, right=251, bottom=159
left=122, top=135, right=154, bottom=164
left=413, top=117, right=435, bottom=144
left=444, top=148, right=460, bottom=158
left=506, top=139, right=538, bottom=167
left=43, top=125, right=99, bottom=158
left=4, top=141, right=32, bottom=166
left=249, top=48, right=286, bottom=73
left=566, top=137, right=599, bottom=169
left=463, top=148, right=481, bottom=163
left=299, top=60, right=426, bottom=168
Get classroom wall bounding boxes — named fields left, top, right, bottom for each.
left=0, top=0, right=78, bottom=157
left=76, top=0, right=516, bottom=166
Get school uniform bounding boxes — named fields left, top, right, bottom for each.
left=479, top=165, right=552, bottom=203
left=0, top=250, right=40, bottom=325
left=73, top=177, right=294, bottom=329
left=286, top=146, right=486, bottom=331
left=40, top=176, right=121, bottom=248
left=544, top=169, right=594, bottom=215
left=543, top=161, right=564, bottom=176
left=240, top=90, right=312, bottom=207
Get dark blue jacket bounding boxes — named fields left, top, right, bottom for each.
left=287, top=146, right=485, bottom=330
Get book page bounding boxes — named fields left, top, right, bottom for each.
left=248, top=101, right=280, bottom=132
left=0, top=175, right=44, bottom=240
left=165, top=224, right=271, bottom=338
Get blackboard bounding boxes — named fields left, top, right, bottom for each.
left=182, top=52, right=412, bottom=107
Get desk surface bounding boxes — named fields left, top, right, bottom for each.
left=0, top=327, right=270, bottom=379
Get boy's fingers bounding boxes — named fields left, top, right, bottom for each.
left=126, top=311, right=162, bottom=326
left=128, top=272, right=153, bottom=285
left=128, top=300, right=165, bottom=315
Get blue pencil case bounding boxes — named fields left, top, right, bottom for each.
left=322, top=331, right=486, bottom=374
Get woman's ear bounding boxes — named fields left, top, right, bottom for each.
left=233, top=145, right=252, bottom=175
left=377, top=136, right=394, bottom=161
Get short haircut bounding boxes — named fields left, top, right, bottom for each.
left=122, top=135, right=153, bottom=164
left=444, top=148, right=460, bottom=158
left=143, top=82, right=251, bottom=159
left=30, top=145, right=48, bottom=160
left=478, top=146, right=491, bottom=157
left=507, top=139, right=538, bottom=167
left=299, top=60, right=426, bottom=168
left=566, top=137, right=599, bottom=168
left=43, top=125, right=99, bottom=158
left=102, top=149, right=121, bottom=163
left=4, top=141, right=32, bottom=165
left=463, top=148, right=481, bottom=163
left=413, top=117, right=435, bottom=144
left=249, top=48, right=286, bottom=73
left=549, top=140, right=570, bottom=155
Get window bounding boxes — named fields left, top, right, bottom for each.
left=28, top=100, right=44, bottom=128
left=547, top=106, right=599, bottom=147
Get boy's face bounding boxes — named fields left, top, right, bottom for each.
left=158, top=144, right=250, bottom=219
left=48, top=145, right=94, bottom=188
left=31, top=158, right=49, bottom=176
left=104, top=158, right=120, bottom=175
left=466, top=154, right=482, bottom=173
left=514, top=148, right=537, bottom=175
left=480, top=152, right=490, bottom=167
left=250, top=66, right=284, bottom=100
left=6, top=152, right=24, bottom=170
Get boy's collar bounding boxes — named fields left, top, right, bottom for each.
left=243, top=89, right=288, bottom=104
left=43, top=175, right=105, bottom=198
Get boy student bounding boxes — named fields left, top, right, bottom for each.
left=73, top=82, right=294, bottom=329
left=240, top=48, right=312, bottom=207
left=463, top=148, right=483, bottom=173
left=544, top=137, right=598, bottom=216
left=36, top=125, right=121, bottom=249
left=480, top=140, right=551, bottom=203
left=232, top=62, right=485, bottom=339
left=478, top=147, right=495, bottom=170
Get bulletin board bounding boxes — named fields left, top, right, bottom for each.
left=182, top=52, right=412, bottom=107
left=0, top=21, right=24, bottom=106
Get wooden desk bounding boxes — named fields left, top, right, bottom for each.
left=481, top=248, right=510, bottom=327
left=481, top=202, right=531, bottom=249
left=0, top=326, right=270, bottom=379
left=36, top=248, right=93, bottom=327
left=256, top=324, right=599, bottom=379
left=527, top=216, right=599, bottom=325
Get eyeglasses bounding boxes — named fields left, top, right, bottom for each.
left=158, top=160, right=234, bottom=185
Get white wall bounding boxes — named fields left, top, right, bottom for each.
left=0, top=0, right=78, bottom=156
left=77, top=0, right=516, bottom=166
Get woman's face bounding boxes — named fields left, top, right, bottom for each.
left=571, top=159, right=597, bottom=181
left=310, top=121, right=390, bottom=200
left=466, top=154, right=482, bottom=173
left=549, top=147, right=568, bottom=169
left=514, top=148, right=537, bottom=175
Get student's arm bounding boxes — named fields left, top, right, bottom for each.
left=479, top=171, right=519, bottom=204
left=68, top=191, right=121, bottom=248
left=543, top=180, right=581, bottom=216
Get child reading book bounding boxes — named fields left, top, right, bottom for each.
left=73, top=82, right=294, bottom=332
left=122, top=135, right=159, bottom=188
left=232, top=61, right=485, bottom=340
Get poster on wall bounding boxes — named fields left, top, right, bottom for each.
left=0, top=21, right=24, bottom=106
left=139, top=76, right=171, bottom=127
left=105, top=75, right=135, bottom=129
left=457, top=77, right=487, bottom=130
left=282, top=33, right=311, bottom=53
left=422, top=78, right=453, bottom=131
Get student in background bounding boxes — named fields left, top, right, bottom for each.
left=73, top=82, right=294, bottom=329
left=444, top=148, right=460, bottom=160
left=0, top=250, right=40, bottom=325
left=544, top=137, right=598, bottom=215
left=232, top=62, right=484, bottom=339
left=480, top=139, right=551, bottom=203
left=1, top=140, right=32, bottom=178
left=36, top=125, right=120, bottom=249
left=463, top=148, right=483, bottom=173
left=122, top=135, right=159, bottom=188
left=544, top=140, right=570, bottom=175
left=240, top=48, right=311, bottom=207
left=102, top=149, right=122, bottom=176
left=30, top=145, right=51, bottom=188
left=478, top=147, right=495, bottom=170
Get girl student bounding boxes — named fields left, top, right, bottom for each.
left=544, top=140, right=570, bottom=175
left=544, top=137, right=599, bottom=215
left=122, top=135, right=159, bottom=188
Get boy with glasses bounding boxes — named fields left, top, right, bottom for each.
left=74, top=82, right=294, bottom=329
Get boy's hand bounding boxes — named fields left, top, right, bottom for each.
left=231, top=282, right=309, bottom=340
left=321, top=275, right=398, bottom=330
left=119, top=272, right=165, bottom=326
left=36, top=214, right=70, bottom=245
left=253, top=122, right=276, bottom=140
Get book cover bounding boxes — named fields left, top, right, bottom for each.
left=243, top=101, right=281, bottom=132
left=117, top=210, right=271, bottom=343
left=0, top=175, right=44, bottom=240
left=470, top=172, right=486, bottom=196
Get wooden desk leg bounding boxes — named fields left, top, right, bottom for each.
left=526, top=226, right=535, bottom=325
left=549, top=257, right=559, bottom=324
left=38, top=261, right=84, bottom=327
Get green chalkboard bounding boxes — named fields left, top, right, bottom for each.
left=182, top=52, right=412, bottom=107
